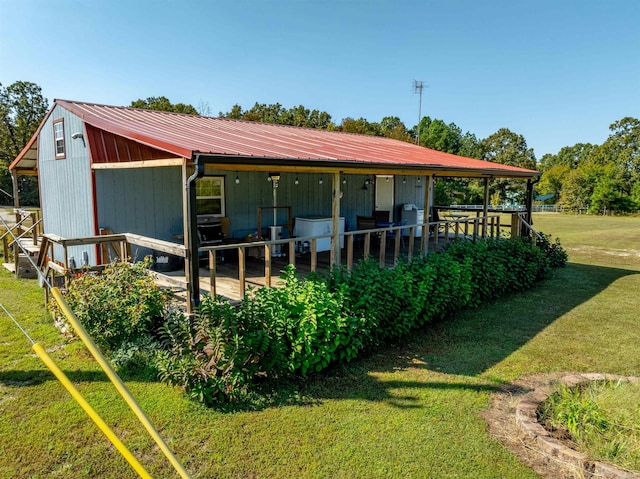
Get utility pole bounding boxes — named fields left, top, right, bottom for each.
left=413, top=80, right=427, bottom=145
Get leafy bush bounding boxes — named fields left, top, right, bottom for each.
left=51, top=257, right=167, bottom=351
left=536, top=233, right=569, bottom=268
left=110, top=336, right=162, bottom=380
left=246, top=266, right=362, bottom=376
left=155, top=300, right=267, bottom=404
left=443, top=237, right=551, bottom=306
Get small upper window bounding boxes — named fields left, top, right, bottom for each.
left=53, top=118, right=65, bottom=159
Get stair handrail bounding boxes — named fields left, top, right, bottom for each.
left=0, top=214, right=31, bottom=242
left=7, top=218, right=43, bottom=248
left=517, top=213, right=543, bottom=240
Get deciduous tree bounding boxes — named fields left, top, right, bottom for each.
left=0, top=81, right=49, bottom=205
left=130, top=96, right=198, bottom=115
left=481, top=128, right=536, bottom=205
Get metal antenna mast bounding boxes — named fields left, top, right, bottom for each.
left=413, top=80, right=427, bottom=145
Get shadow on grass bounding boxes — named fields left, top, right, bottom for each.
left=406, top=262, right=639, bottom=377
left=0, top=367, right=158, bottom=388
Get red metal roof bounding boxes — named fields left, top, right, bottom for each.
left=11, top=100, right=540, bottom=178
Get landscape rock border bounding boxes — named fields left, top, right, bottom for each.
left=482, top=372, right=640, bottom=479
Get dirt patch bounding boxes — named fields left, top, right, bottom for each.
left=481, top=372, right=640, bottom=479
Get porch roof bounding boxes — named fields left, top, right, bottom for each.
left=10, top=99, right=540, bottom=179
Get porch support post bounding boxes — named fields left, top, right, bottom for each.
left=421, top=175, right=433, bottom=253
left=181, top=162, right=193, bottom=314
left=184, top=157, right=204, bottom=314
left=482, top=177, right=489, bottom=238
left=11, top=171, right=19, bottom=208
left=524, top=179, right=534, bottom=235
left=331, top=171, right=341, bottom=267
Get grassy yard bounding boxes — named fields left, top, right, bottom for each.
left=1, top=213, right=639, bottom=478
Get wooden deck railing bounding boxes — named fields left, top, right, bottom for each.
left=201, top=214, right=509, bottom=299
left=27, top=213, right=532, bottom=303
left=37, top=233, right=187, bottom=300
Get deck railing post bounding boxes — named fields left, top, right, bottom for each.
left=408, top=227, right=415, bottom=260
left=310, top=239, right=317, bottom=272
left=288, top=242, right=296, bottom=268
left=511, top=213, right=520, bottom=238
left=433, top=224, right=439, bottom=251
left=238, top=246, right=246, bottom=299
left=209, top=251, right=217, bottom=298
left=379, top=231, right=386, bottom=266
left=420, top=224, right=428, bottom=252
left=347, top=234, right=354, bottom=269
left=393, top=227, right=401, bottom=263
left=264, top=244, right=272, bottom=287
left=364, top=233, right=370, bottom=258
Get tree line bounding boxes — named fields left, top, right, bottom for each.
left=1, top=81, right=637, bottom=213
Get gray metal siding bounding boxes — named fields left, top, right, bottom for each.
left=208, top=170, right=382, bottom=237
left=394, top=176, right=427, bottom=221
left=95, top=166, right=184, bottom=259
left=38, top=105, right=97, bottom=264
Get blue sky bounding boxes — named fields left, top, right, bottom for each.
left=1, top=0, right=638, bottom=159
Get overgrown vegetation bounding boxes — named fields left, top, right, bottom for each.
left=50, top=257, right=166, bottom=352
left=49, top=236, right=564, bottom=404
left=538, top=380, right=640, bottom=471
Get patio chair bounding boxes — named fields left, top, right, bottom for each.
left=373, top=210, right=391, bottom=225
left=356, top=215, right=377, bottom=247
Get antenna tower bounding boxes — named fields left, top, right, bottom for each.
left=413, top=80, right=427, bottom=145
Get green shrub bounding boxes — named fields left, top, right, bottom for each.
left=110, top=336, right=162, bottom=380
left=51, top=257, right=167, bottom=351
left=247, top=266, right=362, bottom=376
left=154, top=236, right=562, bottom=404
left=155, top=300, right=266, bottom=404
left=536, top=233, right=569, bottom=268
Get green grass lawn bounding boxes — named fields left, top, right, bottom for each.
left=1, top=213, right=639, bottom=478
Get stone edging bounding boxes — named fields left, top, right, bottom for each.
left=515, top=373, right=640, bottom=479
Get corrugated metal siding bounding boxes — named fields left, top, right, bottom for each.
left=394, top=176, right=428, bottom=220
left=210, top=170, right=377, bottom=238
left=95, top=166, right=184, bottom=259
left=86, top=124, right=179, bottom=163
left=38, top=105, right=97, bottom=264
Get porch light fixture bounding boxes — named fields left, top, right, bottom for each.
left=294, top=176, right=299, bottom=185
left=403, top=176, right=407, bottom=184
left=235, top=173, right=240, bottom=184
left=417, top=177, right=422, bottom=184
left=319, top=176, right=324, bottom=185
left=342, top=174, right=347, bottom=184
left=71, top=132, right=86, bottom=147
left=268, top=173, right=280, bottom=188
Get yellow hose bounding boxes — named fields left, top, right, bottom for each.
left=50, top=287, right=192, bottom=479
left=32, top=342, right=153, bottom=479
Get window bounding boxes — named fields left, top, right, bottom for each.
left=196, top=176, right=225, bottom=216
left=53, top=118, right=66, bottom=158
